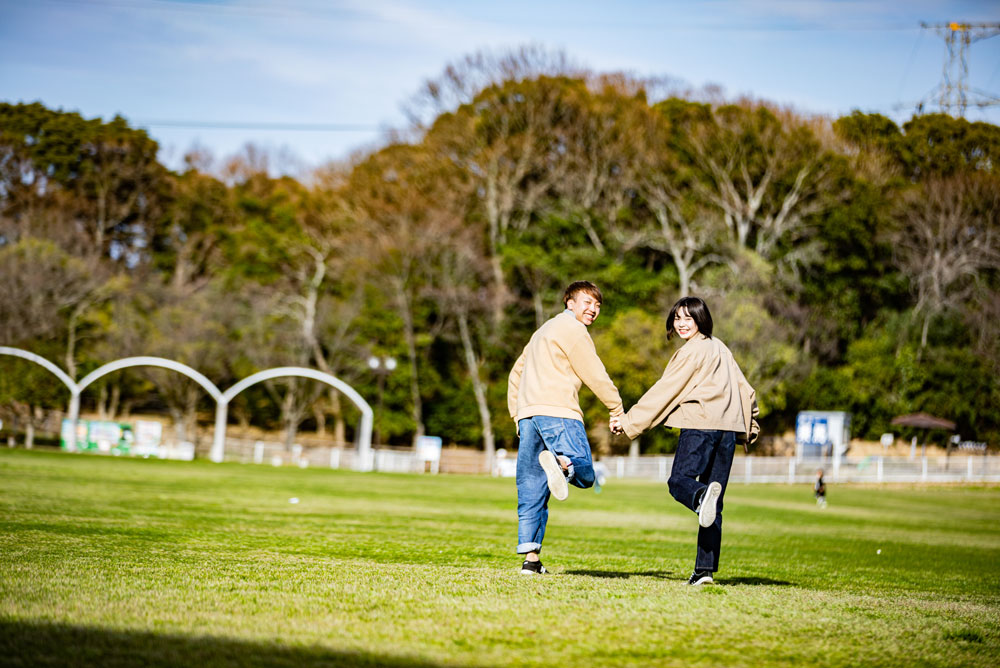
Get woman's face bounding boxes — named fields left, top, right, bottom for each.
left=673, top=307, right=699, bottom=340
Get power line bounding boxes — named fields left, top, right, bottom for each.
left=35, top=0, right=924, bottom=32
left=895, top=29, right=925, bottom=106
left=137, top=120, right=383, bottom=132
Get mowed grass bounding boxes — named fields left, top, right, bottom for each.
left=1, top=449, right=998, bottom=667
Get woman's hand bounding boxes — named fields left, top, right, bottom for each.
left=609, top=416, right=625, bottom=435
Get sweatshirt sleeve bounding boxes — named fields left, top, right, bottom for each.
left=737, top=372, right=760, bottom=446
left=566, top=333, right=624, bottom=417
left=619, top=345, right=701, bottom=440
left=507, top=350, right=527, bottom=421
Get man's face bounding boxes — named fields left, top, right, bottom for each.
left=566, top=291, right=601, bottom=326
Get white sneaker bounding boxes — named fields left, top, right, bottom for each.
left=539, top=450, right=569, bottom=501
left=698, top=481, right=722, bottom=528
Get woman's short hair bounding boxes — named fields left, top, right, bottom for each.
left=563, top=280, right=603, bottom=306
left=666, top=296, right=713, bottom=339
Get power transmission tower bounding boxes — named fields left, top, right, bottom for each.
left=917, top=21, right=1000, bottom=116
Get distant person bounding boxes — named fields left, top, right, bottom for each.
left=611, top=296, right=758, bottom=586
left=508, top=280, right=624, bottom=575
left=815, top=468, right=827, bottom=508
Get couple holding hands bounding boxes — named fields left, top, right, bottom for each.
left=507, top=281, right=759, bottom=585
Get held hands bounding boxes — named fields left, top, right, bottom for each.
left=609, top=415, right=625, bottom=435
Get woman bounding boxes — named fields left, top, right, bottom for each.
left=611, top=296, right=759, bottom=586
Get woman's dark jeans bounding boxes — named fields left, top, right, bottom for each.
left=668, top=429, right=737, bottom=573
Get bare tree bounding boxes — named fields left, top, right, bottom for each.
left=347, top=144, right=453, bottom=445
left=639, top=176, right=727, bottom=297
left=689, top=102, right=835, bottom=264
left=406, top=45, right=584, bottom=127
left=137, top=283, right=240, bottom=450
left=962, top=282, right=1000, bottom=376
left=631, top=103, right=727, bottom=297
left=162, top=165, right=233, bottom=296
left=0, top=237, right=112, bottom=379
left=420, top=185, right=498, bottom=465
left=420, top=51, right=586, bottom=327
left=895, top=173, right=1000, bottom=348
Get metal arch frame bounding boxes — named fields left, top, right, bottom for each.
left=0, top=348, right=373, bottom=470
left=213, top=367, right=373, bottom=470
left=0, top=347, right=77, bottom=392
left=0, top=347, right=79, bottom=445
left=68, top=356, right=225, bottom=454
left=76, top=356, right=224, bottom=399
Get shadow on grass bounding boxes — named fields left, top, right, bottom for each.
left=0, top=618, right=450, bottom=668
left=715, top=576, right=794, bottom=586
left=565, top=570, right=676, bottom=580
left=564, top=571, right=795, bottom=587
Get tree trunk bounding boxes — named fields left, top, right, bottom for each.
left=457, top=310, right=495, bottom=472
left=489, top=253, right=505, bottom=329
left=532, top=291, right=545, bottom=329
left=677, top=262, right=691, bottom=299
left=236, top=407, right=251, bottom=437
left=170, top=407, right=186, bottom=444
left=107, top=383, right=121, bottom=421
left=312, top=400, right=327, bottom=437
left=97, top=385, right=109, bottom=421
left=394, top=282, right=425, bottom=446
left=282, top=385, right=298, bottom=452
left=65, top=306, right=80, bottom=381
left=329, top=390, right=347, bottom=447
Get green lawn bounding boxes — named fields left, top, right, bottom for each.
left=1, top=449, right=998, bottom=667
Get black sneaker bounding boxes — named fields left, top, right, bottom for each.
left=687, top=570, right=713, bottom=586
left=520, top=559, right=548, bottom=575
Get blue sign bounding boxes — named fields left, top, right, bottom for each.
left=797, top=414, right=830, bottom=447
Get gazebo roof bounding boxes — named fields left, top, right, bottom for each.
left=890, top=412, right=956, bottom=431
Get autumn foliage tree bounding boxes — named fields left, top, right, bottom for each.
left=2, top=57, right=999, bottom=451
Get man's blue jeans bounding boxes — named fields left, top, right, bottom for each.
left=516, top=416, right=595, bottom=554
left=668, top=429, right=737, bottom=573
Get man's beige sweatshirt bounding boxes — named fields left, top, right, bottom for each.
left=508, top=311, right=624, bottom=424
left=618, top=333, right=760, bottom=445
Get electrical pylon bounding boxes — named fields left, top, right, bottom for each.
left=918, top=21, right=1000, bottom=117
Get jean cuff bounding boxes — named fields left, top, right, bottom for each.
left=517, top=542, right=542, bottom=554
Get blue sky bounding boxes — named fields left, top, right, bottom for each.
left=2, top=0, right=999, bottom=172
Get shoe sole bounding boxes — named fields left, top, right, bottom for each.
left=688, top=574, right=713, bottom=586
left=698, top=481, right=722, bottom=527
left=539, top=450, right=569, bottom=501
left=520, top=567, right=548, bottom=575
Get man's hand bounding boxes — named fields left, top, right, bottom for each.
left=609, top=416, right=625, bottom=435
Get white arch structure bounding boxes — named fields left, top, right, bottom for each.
left=0, top=348, right=373, bottom=470
left=213, top=366, right=372, bottom=469
left=0, top=347, right=77, bottom=393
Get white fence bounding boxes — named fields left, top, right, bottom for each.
left=221, top=438, right=1000, bottom=484
left=602, top=454, right=1000, bottom=484
left=223, top=439, right=433, bottom=474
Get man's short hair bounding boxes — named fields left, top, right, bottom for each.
left=563, top=280, right=603, bottom=306
left=666, top=296, right=713, bottom=339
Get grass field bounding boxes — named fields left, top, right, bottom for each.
left=1, top=449, right=998, bottom=667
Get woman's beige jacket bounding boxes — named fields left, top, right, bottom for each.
left=618, top=333, right=759, bottom=448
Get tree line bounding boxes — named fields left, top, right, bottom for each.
left=2, top=50, right=999, bottom=456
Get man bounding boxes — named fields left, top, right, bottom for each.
left=507, top=280, right=624, bottom=575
